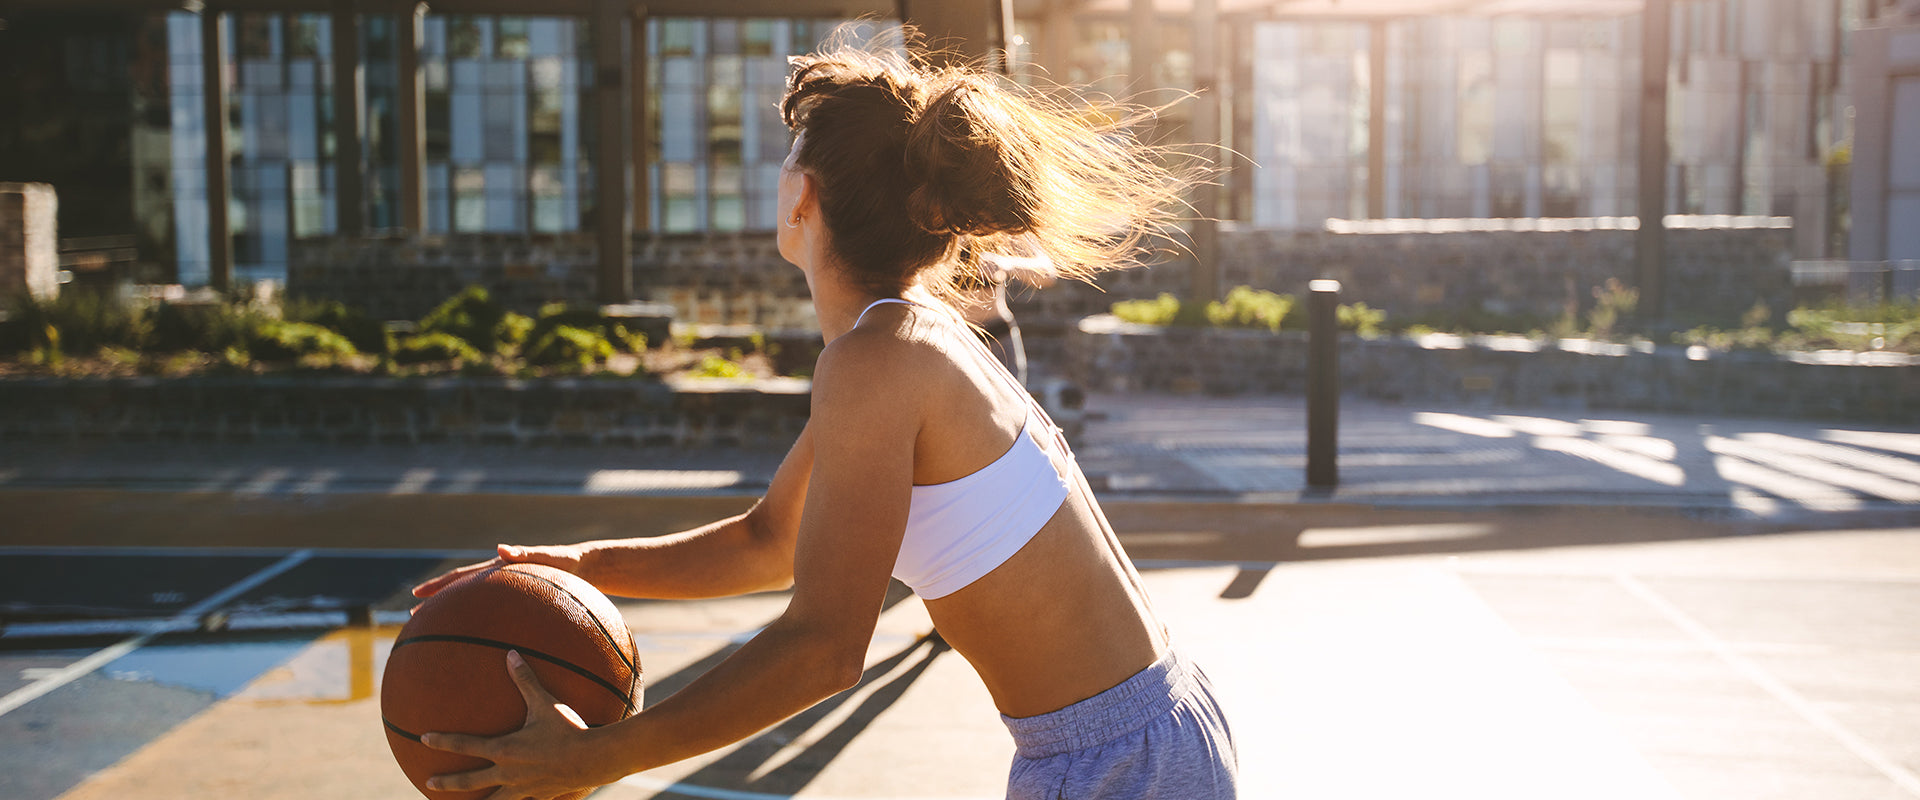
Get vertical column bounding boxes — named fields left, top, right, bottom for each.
left=1635, top=0, right=1670, bottom=322
left=1367, top=20, right=1388, bottom=219
left=331, top=0, right=365, bottom=236
left=1128, top=0, right=1154, bottom=90
left=594, top=0, right=632, bottom=304
left=631, top=7, right=650, bottom=233
left=1040, top=0, right=1075, bottom=81
left=900, top=0, right=1010, bottom=70
left=1189, top=0, right=1219, bottom=304
left=201, top=9, right=233, bottom=291
left=396, top=3, right=426, bottom=234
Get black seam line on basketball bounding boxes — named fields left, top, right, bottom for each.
left=391, top=634, right=631, bottom=708
left=384, top=717, right=424, bottom=743
left=503, top=567, right=639, bottom=685
left=384, top=715, right=615, bottom=744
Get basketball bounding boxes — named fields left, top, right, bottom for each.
left=381, top=563, right=643, bottom=800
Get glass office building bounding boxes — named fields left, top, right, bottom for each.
left=0, top=2, right=1876, bottom=288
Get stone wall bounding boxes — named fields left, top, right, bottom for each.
left=0, top=376, right=810, bottom=449
left=1066, top=315, right=1920, bottom=424
left=287, top=218, right=1796, bottom=331
left=0, top=183, right=60, bottom=306
left=289, top=232, right=813, bottom=327
left=1014, top=219, right=1798, bottom=326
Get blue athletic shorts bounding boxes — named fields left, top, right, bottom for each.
left=1001, top=647, right=1238, bottom=799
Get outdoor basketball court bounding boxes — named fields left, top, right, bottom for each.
left=4, top=501, right=1918, bottom=800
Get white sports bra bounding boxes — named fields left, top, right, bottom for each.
left=853, top=298, right=1072, bottom=599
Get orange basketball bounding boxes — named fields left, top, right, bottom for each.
left=380, top=563, right=642, bottom=800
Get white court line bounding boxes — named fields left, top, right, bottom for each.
left=616, top=775, right=995, bottom=800
left=1616, top=574, right=1920, bottom=797
left=0, top=549, right=314, bottom=719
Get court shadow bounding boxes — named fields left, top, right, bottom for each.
left=640, top=630, right=949, bottom=800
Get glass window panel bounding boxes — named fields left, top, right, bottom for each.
left=660, top=19, right=700, bottom=57
left=454, top=167, right=485, bottom=231
left=744, top=21, right=776, bottom=56
left=449, top=17, right=484, bottom=58
left=497, top=18, right=531, bottom=59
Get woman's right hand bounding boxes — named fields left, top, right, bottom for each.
left=411, top=543, right=587, bottom=600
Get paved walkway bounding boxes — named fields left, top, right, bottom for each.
left=6, top=392, right=1920, bottom=518
left=3, top=392, right=1920, bottom=800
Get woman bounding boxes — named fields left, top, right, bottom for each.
left=411, top=40, right=1236, bottom=800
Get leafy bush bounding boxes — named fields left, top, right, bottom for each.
left=247, top=321, right=359, bottom=363
left=522, top=325, right=616, bottom=371
left=1338, top=302, right=1387, bottom=338
left=1, top=291, right=150, bottom=356
left=1586, top=278, right=1639, bottom=340
left=392, top=332, right=483, bottom=365
left=1110, top=293, right=1184, bottom=326
left=691, top=353, right=751, bottom=379
left=147, top=300, right=279, bottom=354
left=1206, top=287, right=1294, bottom=333
left=287, top=299, right=389, bottom=355
left=417, top=286, right=528, bottom=355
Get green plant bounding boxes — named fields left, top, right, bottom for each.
left=286, top=299, right=389, bottom=355
left=1587, top=278, right=1639, bottom=340
left=1337, top=302, right=1387, bottom=338
left=417, top=286, right=525, bottom=355
left=1111, top=293, right=1184, bottom=326
left=1205, top=287, right=1294, bottom=333
left=247, top=320, right=359, bottom=363
left=523, top=325, right=616, bottom=371
left=691, top=353, right=751, bottom=379
left=392, top=332, right=484, bottom=365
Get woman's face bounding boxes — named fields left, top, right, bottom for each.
left=776, top=133, right=809, bottom=267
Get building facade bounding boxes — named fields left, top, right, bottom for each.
left=0, top=0, right=1895, bottom=292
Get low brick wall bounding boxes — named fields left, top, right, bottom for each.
left=1067, top=315, right=1920, bottom=424
left=287, top=219, right=1795, bottom=331
left=0, top=375, right=811, bottom=449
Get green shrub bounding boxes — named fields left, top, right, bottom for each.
left=1111, top=293, right=1183, bottom=326
left=1587, top=278, right=1639, bottom=340
left=1338, top=302, right=1387, bottom=338
left=1206, top=287, right=1294, bottom=333
left=691, top=353, right=751, bottom=379
left=392, top=332, right=484, bottom=365
left=287, top=299, right=389, bottom=355
left=417, top=286, right=525, bottom=355
left=147, top=300, right=279, bottom=354
left=522, top=325, right=615, bottom=370
left=1, top=291, right=149, bottom=356
left=247, top=320, right=360, bottom=363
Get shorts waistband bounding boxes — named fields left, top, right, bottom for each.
left=999, top=647, right=1199, bottom=760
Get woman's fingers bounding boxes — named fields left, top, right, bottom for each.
left=419, top=759, right=498, bottom=793
left=419, top=731, right=499, bottom=760
left=409, top=557, right=501, bottom=598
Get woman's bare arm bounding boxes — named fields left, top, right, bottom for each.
left=411, top=425, right=815, bottom=601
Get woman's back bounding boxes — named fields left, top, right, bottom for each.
left=837, top=299, right=1162, bottom=718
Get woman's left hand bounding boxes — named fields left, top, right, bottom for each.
left=420, top=650, right=615, bottom=800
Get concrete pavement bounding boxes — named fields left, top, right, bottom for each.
left=2, top=391, right=1919, bottom=799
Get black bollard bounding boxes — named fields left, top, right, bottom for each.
left=1306, top=280, right=1340, bottom=489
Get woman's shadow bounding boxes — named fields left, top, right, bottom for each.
left=639, top=587, right=949, bottom=799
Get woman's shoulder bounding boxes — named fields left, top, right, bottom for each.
left=814, top=313, right=953, bottom=396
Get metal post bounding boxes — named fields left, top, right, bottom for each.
left=1306, top=280, right=1340, bottom=489
left=200, top=9, right=232, bottom=292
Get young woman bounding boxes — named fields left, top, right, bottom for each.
left=411, top=40, right=1236, bottom=800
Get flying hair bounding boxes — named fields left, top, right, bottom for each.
left=780, top=26, right=1204, bottom=305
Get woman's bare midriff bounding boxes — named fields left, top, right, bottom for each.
left=918, top=492, right=1165, bottom=719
